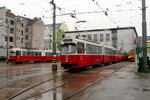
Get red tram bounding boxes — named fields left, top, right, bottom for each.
left=61, top=37, right=127, bottom=69
left=8, top=48, right=61, bottom=63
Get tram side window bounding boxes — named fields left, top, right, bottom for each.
left=45, top=52, right=50, bottom=56
left=77, top=42, right=85, bottom=54
left=105, top=48, right=108, bottom=55
left=35, top=52, right=38, bottom=56
left=93, top=45, right=100, bottom=54
left=48, top=52, right=50, bottom=56
left=86, top=44, right=92, bottom=54
left=45, top=52, right=48, bottom=56
left=118, top=51, right=122, bottom=55
left=92, top=45, right=100, bottom=54
left=31, top=52, right=34, bottom=56
left=39, top=52, right=42, bottom=56
left=27, top=52, right=30, bottom=56
left=16, top=51, right=21, bottom=56
left=91, top=45, right=96, bottom=54
left=122, top=52, right=125, bottom=56
left=98, top=46, right=102, bottom=54
left=23, top=51, right=27, bottom=56
left=56, top=52, right=61, bottom=56
left=110, top=49, right=113, bottom=55
left=91, top=45, right=94, bottom=54
left=49, top=52, right=51, bottom=56
left=95, top=46, right=99, bottom=54
left=50, top=52, right=52, bottom=56
left=105, top=48, right=113, bottom=55
left=113, top=50, right=117, bottom=55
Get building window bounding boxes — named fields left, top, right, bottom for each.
left=26, top=35, right=28, bottom=40
left=10, top=28, right=14, bottom=33
left=112, top=29, right=117, bottom=33
left=22, top=23, right=23, bottom=27
left=94, top=34, right=97, bottom=42
left=26, top=43, right=28, bottom=48
left=112, top=32, right=117, bottom=37
left=21, top=38, right=24, bottom=43
left=9, top=46, right=13, bottom=48
left=10, top=37, right=13, bottom=42
left=10, top=20, right=14, bottom=25
left=26, top=28, right=28, bottom=32
left=5, top=37, right=7, bottom=41
left=88, top=35, right=91, bottom=41
left=112, top=32, right=117, bottom=48
left=6, top=19, right=8, bottom=24
left=21, top=31, right=23, bottom=35
left=82, top=35, right=86, bottom=38
left=106, top=34, right=110, bottom=41
left=100, top=34, right=104, bottom=42
left=112, top=40, right=118, bottom=48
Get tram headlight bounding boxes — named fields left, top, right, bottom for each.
left=65, top=59, right=68, bottom=63
left=65, top=55, right=69, bottom=63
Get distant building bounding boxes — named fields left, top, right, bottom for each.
left=44, top=23, right=68, bottom=50
left=64, top=27, right=138, bottom=52
left=0, top=7, right=45, bottom=56
left=26, top=17, right=45, bottom=49
left=0, top=7, right=6, bottom=48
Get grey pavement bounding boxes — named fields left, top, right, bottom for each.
left=73, top=63, right=150, bottom=100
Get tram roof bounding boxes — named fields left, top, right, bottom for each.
left=62, top=37, right=125, bottom=52
left=9, top=48, right=52, bottom=52
left=62, top=37, right=115, bottom=48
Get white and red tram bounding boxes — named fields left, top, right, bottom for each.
left=61, top=37, right=127, bottom=69
left=8, top=48, right=61, bottom=63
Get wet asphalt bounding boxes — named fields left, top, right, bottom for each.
left=0, top=62, right=150, bottom=100
left=71, top=63, right=150, bottom=100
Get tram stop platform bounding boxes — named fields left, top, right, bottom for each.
left=73, top=63, right=150, bottom=100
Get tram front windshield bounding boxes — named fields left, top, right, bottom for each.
left=9, top=50, right=16, bottom=56
left=61, top=44, right=76, bottom=54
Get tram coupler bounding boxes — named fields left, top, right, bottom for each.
left=52, top=55, right=57, bottom=71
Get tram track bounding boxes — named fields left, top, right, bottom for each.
left=0, top=69, right=67, bottom=90
left=7, top=62, right=131, bottom=100
left=0, top=63, right=52, bottom=78
left=65, top=62, right=131, bottom=100
left=0, top=63, right=61, bottom=89
left=8, top=72, right=72, bottom=100
left=0, top=62, right=110, bottom=90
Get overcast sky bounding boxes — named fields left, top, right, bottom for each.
left=0, top=0, right=150, bottom=36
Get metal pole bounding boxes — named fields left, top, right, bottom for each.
left=51, top=0, right=57, bottom=71
left=142, top=0, right=148, bottom=68
left=75, top=27, right=80, bottom=37
left=121, top=40, right=123, bottom=50
left=6, top=24, right=9, bottom=64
